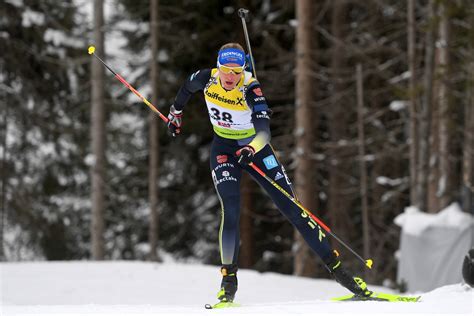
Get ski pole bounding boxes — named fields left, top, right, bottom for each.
left=87, top=45, right=170, bottom=123
left=248, top=162, right=374, bottom=269
left=238, top=8, right=257, bottom=80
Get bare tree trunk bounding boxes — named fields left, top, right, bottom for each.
left=90, top=0, right=106, bottom=260
left=417, top=0, right=437, bottom=213
left=148, top=0, right=161, bottom=262
left=356, top=64, right=370, bottom=280
left=437, top=2, right=452, bottom=209
left=463, top=11, right=474, bottom=214
left=407, top=0, right=419, bottom=205
left=463, top=89, right=474, bottom=213
left=239, top=173, right=254, bottom=268
left=427, top=93, right=440, bottom=212
left=328, top=0, right=352, bottom=247
left=428, top=37, right=440, bottom=213
left=0, top=91, right=6, bottom=261
left=293, top=0, right=318, bottom=277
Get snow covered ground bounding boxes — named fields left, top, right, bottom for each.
left=1, top=261, right=472, bottom=315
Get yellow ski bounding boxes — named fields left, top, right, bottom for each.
left=332, top=292, right=421, bottom=302
left=204, top=301, right=241, bottom=309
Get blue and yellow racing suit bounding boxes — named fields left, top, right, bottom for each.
left=173, top=68, right=333, bottom=265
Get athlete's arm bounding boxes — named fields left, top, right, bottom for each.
left=245, top=82, right=271, bottom=152
left=173, top=69, right=212, bottom=111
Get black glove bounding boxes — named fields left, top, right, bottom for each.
left=236, top=145, right=255, bottom=165
left=167, top=105, right=182, bottom=137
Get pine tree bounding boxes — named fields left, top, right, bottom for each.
left=0, top=0, right=91, bottom=259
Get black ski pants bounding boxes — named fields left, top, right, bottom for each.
left=210, top=136, right=333, bottom=265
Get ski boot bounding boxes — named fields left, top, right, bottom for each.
left=217, top=264, right=238, bottom=303
left=325, top=251, right=372, bottom=298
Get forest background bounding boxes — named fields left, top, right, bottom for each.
left=1, top=0, right=473, bottom=288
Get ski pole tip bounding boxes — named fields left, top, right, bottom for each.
left=366, top=259, right=373, bottom=269
left=88, top=45, right=96, bottom=55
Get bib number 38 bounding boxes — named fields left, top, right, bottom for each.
left=210, top=107, right=233, bottom=123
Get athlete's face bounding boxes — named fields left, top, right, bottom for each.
left=218, top=63, right=243, bottom=90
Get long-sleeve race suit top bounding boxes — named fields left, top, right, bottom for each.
left=173, top=68, right=271, bottom=152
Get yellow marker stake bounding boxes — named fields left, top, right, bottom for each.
left=88, top=45, right=96, bottom=55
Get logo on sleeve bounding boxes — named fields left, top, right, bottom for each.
left=263, top=155, right=278, bottom=170
left=190, top=70, right=200, bottom=81
left=217, top=155, right=228, bottom=164
left=253, top=87, right=263, bottom=96
left=255, top=111, right=270, bottom=119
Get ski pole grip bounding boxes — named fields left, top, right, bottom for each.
left=238, top=8, right=249, bottom=20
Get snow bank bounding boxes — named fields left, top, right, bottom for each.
left=1, top=261, right=473, bottom=315
left=394, top=202, right=473, bottom=236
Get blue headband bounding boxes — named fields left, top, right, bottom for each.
left=217, top=48, right=245, bottom=67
